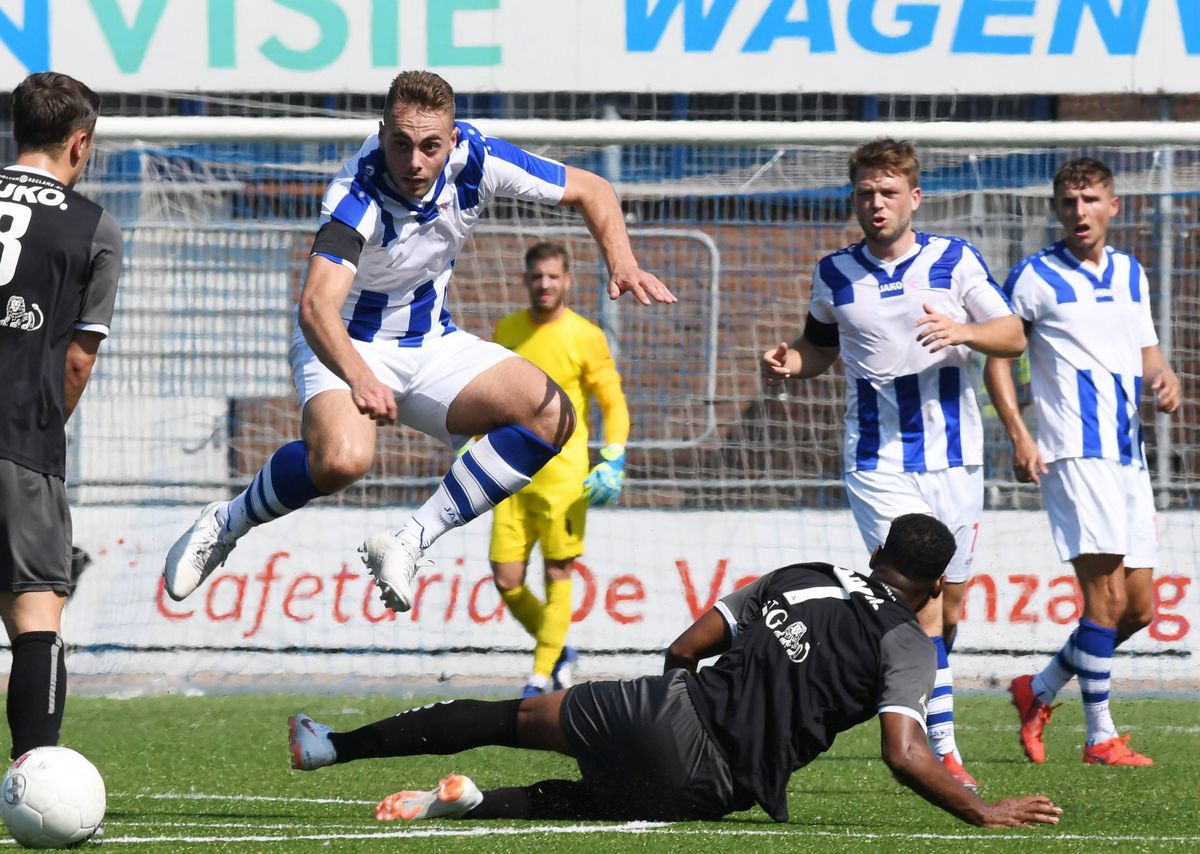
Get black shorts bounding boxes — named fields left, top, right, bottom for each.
left=560, top=670, right=737, bottom=820
left=0, top=458, right=72, bottom=594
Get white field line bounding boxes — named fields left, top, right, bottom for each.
left=120, top=791, right=376, bottom=805
left=20, top=826, right=1200, bottom=845
left=86, top=792, right=1200, bottom=845
left=954, top=724, right=1200, bottom=734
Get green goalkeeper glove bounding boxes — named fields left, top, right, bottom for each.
left=583, top=444, right=625, bottom=506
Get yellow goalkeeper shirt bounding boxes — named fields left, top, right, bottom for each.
left=493, top=308, right=630, bottom=494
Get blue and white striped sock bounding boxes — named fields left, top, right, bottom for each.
left=927, top=635, right=959, bottom=759
left=402, top=425, right=559, bottom=550
left=1074, top=618, right=1119, bottom=746
left=1032, top=629, right=1078, bottom=705
left=220, top=441, right=326, bottom=539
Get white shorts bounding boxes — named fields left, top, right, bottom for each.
left=1041, top=458, right=1158, bottom=567
left=289, top=325, right=515, bottom=449
left=845, top=466, right=982, bottom=584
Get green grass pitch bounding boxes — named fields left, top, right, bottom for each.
left=3, top=693, right=1196, bottom=851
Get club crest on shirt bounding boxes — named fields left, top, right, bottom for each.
left=774, top=619, right=811, bottom=663
left=0, top=295, right=42, bottom=331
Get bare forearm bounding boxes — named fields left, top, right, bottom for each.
left=64, top=366, right=92, bottom=420
left=298, top=306, right=373, bottom=385
left=888, top=748, right=989, bottom=826
left=984, top=357, right=1031, bottom=442
left=663, top=647, right=698, bottom=674
left=298, top=257, right=370, bottom=385
left=963, top=316, right=1025, bottom=358
left=564, top=167, right=636, bottom=274
left=664, top=609, right=730, bottom=674
left=1143, top=345, right=1171, bottom=384
left=791, top=338, right=838, bottom=379
left=64, top=333, right=101, bottom=421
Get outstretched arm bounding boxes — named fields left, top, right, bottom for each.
left=558, top=166, right=675, bottom=305
left=664, top=608, right=731, bottom=673
left=880, top=712, right=1061, bottom=828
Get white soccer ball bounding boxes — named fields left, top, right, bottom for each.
left=0, top=747, right=105, bottom=849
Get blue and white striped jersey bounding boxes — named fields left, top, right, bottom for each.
left=808, top=233, right=1013, bottom=473
left=1004, top=241, right=1158, bottom=467
left=314, top=121, right=567, bottom=345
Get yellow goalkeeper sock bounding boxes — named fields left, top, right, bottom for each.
left=532, top=578, right=572, bottom=679
left=500, top=585, right=543, bottom=638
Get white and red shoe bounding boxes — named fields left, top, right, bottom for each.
left=375, top=774, right=483, bottom=822
left=289, top=712, right=335, bottom=771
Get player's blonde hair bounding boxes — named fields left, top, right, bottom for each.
left=848, top=138, right=920, bottom=189
left=1052, top=157, right=1114, bottom=198
left=385, top=71, right=455, bottom=119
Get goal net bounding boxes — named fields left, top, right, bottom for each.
left=57, top=119, right=1198, bottom=692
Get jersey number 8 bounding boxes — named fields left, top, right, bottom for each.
left=0, top=201, right=33, bottom=288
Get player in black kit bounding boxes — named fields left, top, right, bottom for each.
left=289, top=514, right=1061, bottom=828
left=0, top=72, right=122, bottom=758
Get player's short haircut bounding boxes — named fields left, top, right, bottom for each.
left=11, top=72, right=100, bottom=153
left=384, top=71, right=455, bottom=119
left=1052, top=157, right=1114, bottom=197
left=524, top=241, right=570, bottom=273
left=848, top=138, right=919, bottom=188
left=880, top=513, right=956, bottom=584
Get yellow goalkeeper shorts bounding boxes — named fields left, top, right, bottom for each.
left=489, top=486, right=588, bottom=564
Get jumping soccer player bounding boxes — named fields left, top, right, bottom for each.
left=162, top=70, right=673, bottom=613
left=288, top=515, right=1061, bottom=828
left=760, top=138, right=1025, bottom=789
left=985, top=157, right=1180, bottom=767
left=0, top=72, right=123, bottom=758
left=489, top=241, right=630, bottom=697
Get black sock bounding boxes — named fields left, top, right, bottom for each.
left=329, top=699, right=521, bottom=763
left=469, top=780, right=600, bottom=820
left=8, top=632, right=66, bottom=759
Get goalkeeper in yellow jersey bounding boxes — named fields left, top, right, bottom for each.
left=490, top=241, right=630, bottom=697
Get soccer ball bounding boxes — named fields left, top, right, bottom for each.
left=0, top=747, right=105, bottom=849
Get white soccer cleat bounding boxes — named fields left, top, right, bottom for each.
left=359, top=531, right=426, bottom=613
left=289, top=712, right=336, bottom=771
left=374, top=774, right=483, bottom=822
left=162, top=502, right=238, bottom=601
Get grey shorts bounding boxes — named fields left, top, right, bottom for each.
left=560, top=670, right=738, bottom=820
left=0, top=458, right=72, bottom=594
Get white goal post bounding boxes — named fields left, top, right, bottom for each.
left=96, top=116, right=1200, bottom=146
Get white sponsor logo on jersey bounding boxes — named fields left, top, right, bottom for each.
left=0, top=182, right=66, bottom=209
left=0, top=295, right=42, bottom=331
left=774, top=619, right=811, bottom=663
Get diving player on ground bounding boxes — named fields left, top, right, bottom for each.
left=289, top=514, right=1060, bottom=828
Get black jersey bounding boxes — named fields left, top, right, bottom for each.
left=0, top=166, right=122, bottom=479
left=684, top=562, right=935, bottom=822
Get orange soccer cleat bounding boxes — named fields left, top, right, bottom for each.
left=940, top=753, right=978, bottom=792
left=1009, top=675, right=1059, bottom=764
left=1083, top=734, right=1154, bottom=767
left=374, top=773, right=483, bottom=822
